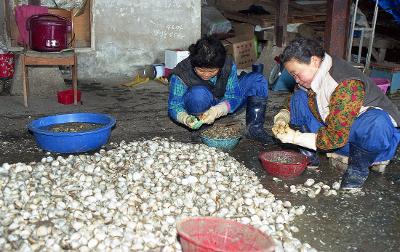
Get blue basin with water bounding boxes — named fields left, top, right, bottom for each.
left=28, top=113, right=116, bottom=153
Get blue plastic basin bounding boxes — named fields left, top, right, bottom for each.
left=200, top=135, right=241, bottom=151
left=28, top=113, right=116, bottom=153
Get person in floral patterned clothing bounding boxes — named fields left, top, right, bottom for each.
left=272, top=37, right=400, bottom=189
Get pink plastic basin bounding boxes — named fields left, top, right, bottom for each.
left=371, top=77, right=390, bottom=94
left=176, top=217, right=275, bottom=252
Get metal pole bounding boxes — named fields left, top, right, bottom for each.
left=347, top=0, right=359, bottom=62
left=358, top=29, right=364, bottom=63
left=365, top=0, right=379, bottom=71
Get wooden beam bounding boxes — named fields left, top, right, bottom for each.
left=223, top=12, right=270, bottom=28
left=24, top=56, right=75, bottom=66
left=223, top=11, right=325, bottom=27
left=325, top=0, right=351, bottom=59
left=4, top=0, right=11, bottom=45
left=275, top=0, right=289, bottom=47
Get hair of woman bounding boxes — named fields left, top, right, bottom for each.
left=189, top=35, right=227, bottom=68
left=280, top=37, right=325, bottom=64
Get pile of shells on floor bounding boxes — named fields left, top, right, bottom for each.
left=0, top=138, right=317, bottom=252
left=273, top=178, right=341, bottom=198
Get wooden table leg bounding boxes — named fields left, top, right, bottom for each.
left=22, top=55, right=28, bottom=108
left=73, top=54, right=78, bottom=105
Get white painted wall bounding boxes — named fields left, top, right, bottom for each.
left=78, top=0, right=201, bottom=79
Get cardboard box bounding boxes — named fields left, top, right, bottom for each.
left=232, top=22, right=254, bottom=39
left=164, top=50, right=190, bottom=69
left=223, top=35, right=257, bottom=69
left=255, top=29, right=274, bottom=41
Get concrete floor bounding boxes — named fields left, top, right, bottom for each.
left=1, top=79, right=400, bottom=251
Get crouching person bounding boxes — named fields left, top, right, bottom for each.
left=168, top=35, right=274, bottom=144
left=272, top=37, right=400, bottom=189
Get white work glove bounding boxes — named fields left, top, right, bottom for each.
left=177, top=112, right=203, bottom=130
left=275, top=127, right=317, bottom=150
left=272, top=109, right=290, bottom=135
left=200, top=102, right=229, bottom=124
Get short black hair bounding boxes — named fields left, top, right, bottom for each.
left=189, top=35, right=226, bottom=68
left=280, top=37, right=325, bottom=64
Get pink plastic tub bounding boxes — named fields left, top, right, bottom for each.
left=371, top=78, right=390, bottom=94
left=176, top=217, right=275, bottom=252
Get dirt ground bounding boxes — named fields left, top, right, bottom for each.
left=0, top=79, right=399, bottom=251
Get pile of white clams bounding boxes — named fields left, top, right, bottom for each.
left=0, top=138, right=317, bottom=252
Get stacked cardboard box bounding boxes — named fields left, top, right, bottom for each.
left=223, top=35, right=257, bottom=69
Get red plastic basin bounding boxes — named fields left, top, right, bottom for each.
left=57, top=89, right=81, bottom=105
left=177, top=217, right=275, bottom=252
left=259, top=150, right=309, bottom=178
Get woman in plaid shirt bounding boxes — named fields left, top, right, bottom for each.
left=168, top=35, right=274, bottom=144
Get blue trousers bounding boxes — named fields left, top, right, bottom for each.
left=183, top=72, right=268, bottom=115
left=290, top=89, right=400, bottom=162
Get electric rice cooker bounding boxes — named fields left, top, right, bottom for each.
left=27, top=14, right=71, bottom=52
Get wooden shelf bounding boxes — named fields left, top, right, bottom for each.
left=223, top=11, right=325, bottom=28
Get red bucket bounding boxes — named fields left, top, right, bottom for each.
left=259, top=150, right=309, bottom=178
left=57, top=89, right=81, bottom=105
left=176, top=217, right=275, bottom=252
left=0, top=53, right=15, bottom=78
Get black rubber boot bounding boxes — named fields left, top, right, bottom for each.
left=340, top=143, right=379, bottom=190
left=299, top=125, right=320, bottom=167
left=300, top=148, right=320, bottom=168
left=245, top=96, right=274, bottom=144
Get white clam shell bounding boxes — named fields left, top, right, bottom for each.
left=0, top=138, right=318, bottom=252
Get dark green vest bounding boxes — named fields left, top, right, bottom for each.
left=329, top=56, right=400, bottom=126
left=170, top=56, right=233, bottom=99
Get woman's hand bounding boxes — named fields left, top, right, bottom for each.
left=185, top=115, right=203, bottom=129
left=199, top=102, right=229, bottom=124
left=272, top=109, right=290, bottom=135
left=177, top=112, right=203, bottom=130
left=275, top=127, right=317, bottom=151
left=275, top=127, right=296, bottom=143
left=272, top=122, right=290, bottom=136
